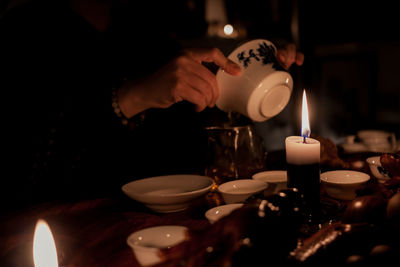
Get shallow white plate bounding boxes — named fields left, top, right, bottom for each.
left=127, top=225, right=188, bottom=266
left=122, top=174, right=214, bottom=213
left=205, top=203, right=244, bottom=224
left=252, top=170, right=287, bottom=193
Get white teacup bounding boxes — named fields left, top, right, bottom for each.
left=216, top=39, right=293, bottom=122
left=357, top=130, right=397, bottom=153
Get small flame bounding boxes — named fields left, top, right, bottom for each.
left=33, top=219, right=58, bottom=267
left=301, top=90, right=310, bottom=139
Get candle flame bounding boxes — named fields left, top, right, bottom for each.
left=301, top=90, right=310, bottom=139
left=33, top=219, right=59, bottom=267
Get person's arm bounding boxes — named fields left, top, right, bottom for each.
left=116, top=44, right=303, bottom=119
left=117, top=48, right=242, bottom=118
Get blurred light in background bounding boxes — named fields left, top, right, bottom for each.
left=205, top=0, right=246, bottom=39
left=223, top=24, right=233, bottom=36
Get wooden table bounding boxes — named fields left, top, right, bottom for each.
left=0, top=192, right=221, bottom=267
left=1, top=150, right=398, bottom=267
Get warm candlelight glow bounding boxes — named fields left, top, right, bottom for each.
left=33, top=219, right=59, bottom=267
left=223, top=24, right=234, bottom=35
left=301, top=89, right=310, bottom=139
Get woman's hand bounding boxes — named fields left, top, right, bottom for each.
left=118, top=48, right=242, bottom=118
left=277, top=43, right=304, bottom=70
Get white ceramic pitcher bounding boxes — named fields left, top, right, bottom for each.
left=216, top=39, right=293, bottom=122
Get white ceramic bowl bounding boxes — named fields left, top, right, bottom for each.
left=320, top=170, right=370, bottom=200
left=252, top=170, right=287, bottom=194
left=217, top=179, right=268, bottom=204
left=366, top=156, right=391, bottom=182
left=127, top=225, right=188, bottom=266
left=122, top=175, right=214, bottom=213
left=205, top=203, right=244, bottom=224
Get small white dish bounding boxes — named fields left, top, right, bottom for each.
left=122, top=174, right=214, bottom=213
left=366, top=156, right=391, bottom=183
left=217, top=179, right=268, bottom=204
left=320, top=170, right=370, bottom=200
left=205, top=203, right=244, bottom=224
left=252, top=170, right=287, bottom=193
left=127, top=225, right=188, bottom=266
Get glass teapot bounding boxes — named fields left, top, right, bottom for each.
left=204, top=124, right=267, bottom=185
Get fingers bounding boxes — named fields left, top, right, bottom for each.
left=180, top=65, right=216, bottom=108
left=181, top=58, right=219, bottom=107
left=153, top=48, right=242, bottom=112
left=278, top=51, right=288, bottom=69
left=185, top=48, right=242, bottom=76
left=164, top=56, right=217, bottom=111
left=281, top=43, right=296, bottom=69
left=178, top=48, right=241, bottom=109
left=175, top=80, right=208, bottom=112
left=286, top=43, right=297, bottom=64
left=277, top=43, right=304, bottom=69
left=296, top=52, right=304, bottom=66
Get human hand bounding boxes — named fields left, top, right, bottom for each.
left=118, top=48, right=242, bottom=117
left=277, top=43, right=304, bottom=70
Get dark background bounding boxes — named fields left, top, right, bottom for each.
left=2, top=0, right=400, bottom=150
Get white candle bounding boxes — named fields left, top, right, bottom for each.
left=285, top=90, right=321, bottom=215
left=285, top=136, right=320, bottom=165
left=286, top=90, right=320, bottom=165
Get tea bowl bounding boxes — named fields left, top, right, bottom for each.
left=320, top=170, right=370, bottom=201
left=252, top=170, right=287, bottom=194
left=127, top=225, right=188, bottom=266
left=217, top=179, right=268, bottom=204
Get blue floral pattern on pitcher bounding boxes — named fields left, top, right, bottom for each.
left=237, top=41, right=282, bottom=70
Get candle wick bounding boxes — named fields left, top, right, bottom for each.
left=301, top=129, right=310, bottom=143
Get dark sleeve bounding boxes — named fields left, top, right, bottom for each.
left=1, top=5, right=55, bottom=209
left=1, top=4, right=117, bottom=209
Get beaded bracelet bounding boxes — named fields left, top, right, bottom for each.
left=112, top=82, right=146, bottom=130
left=112, top=85, right=129, bottom=126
